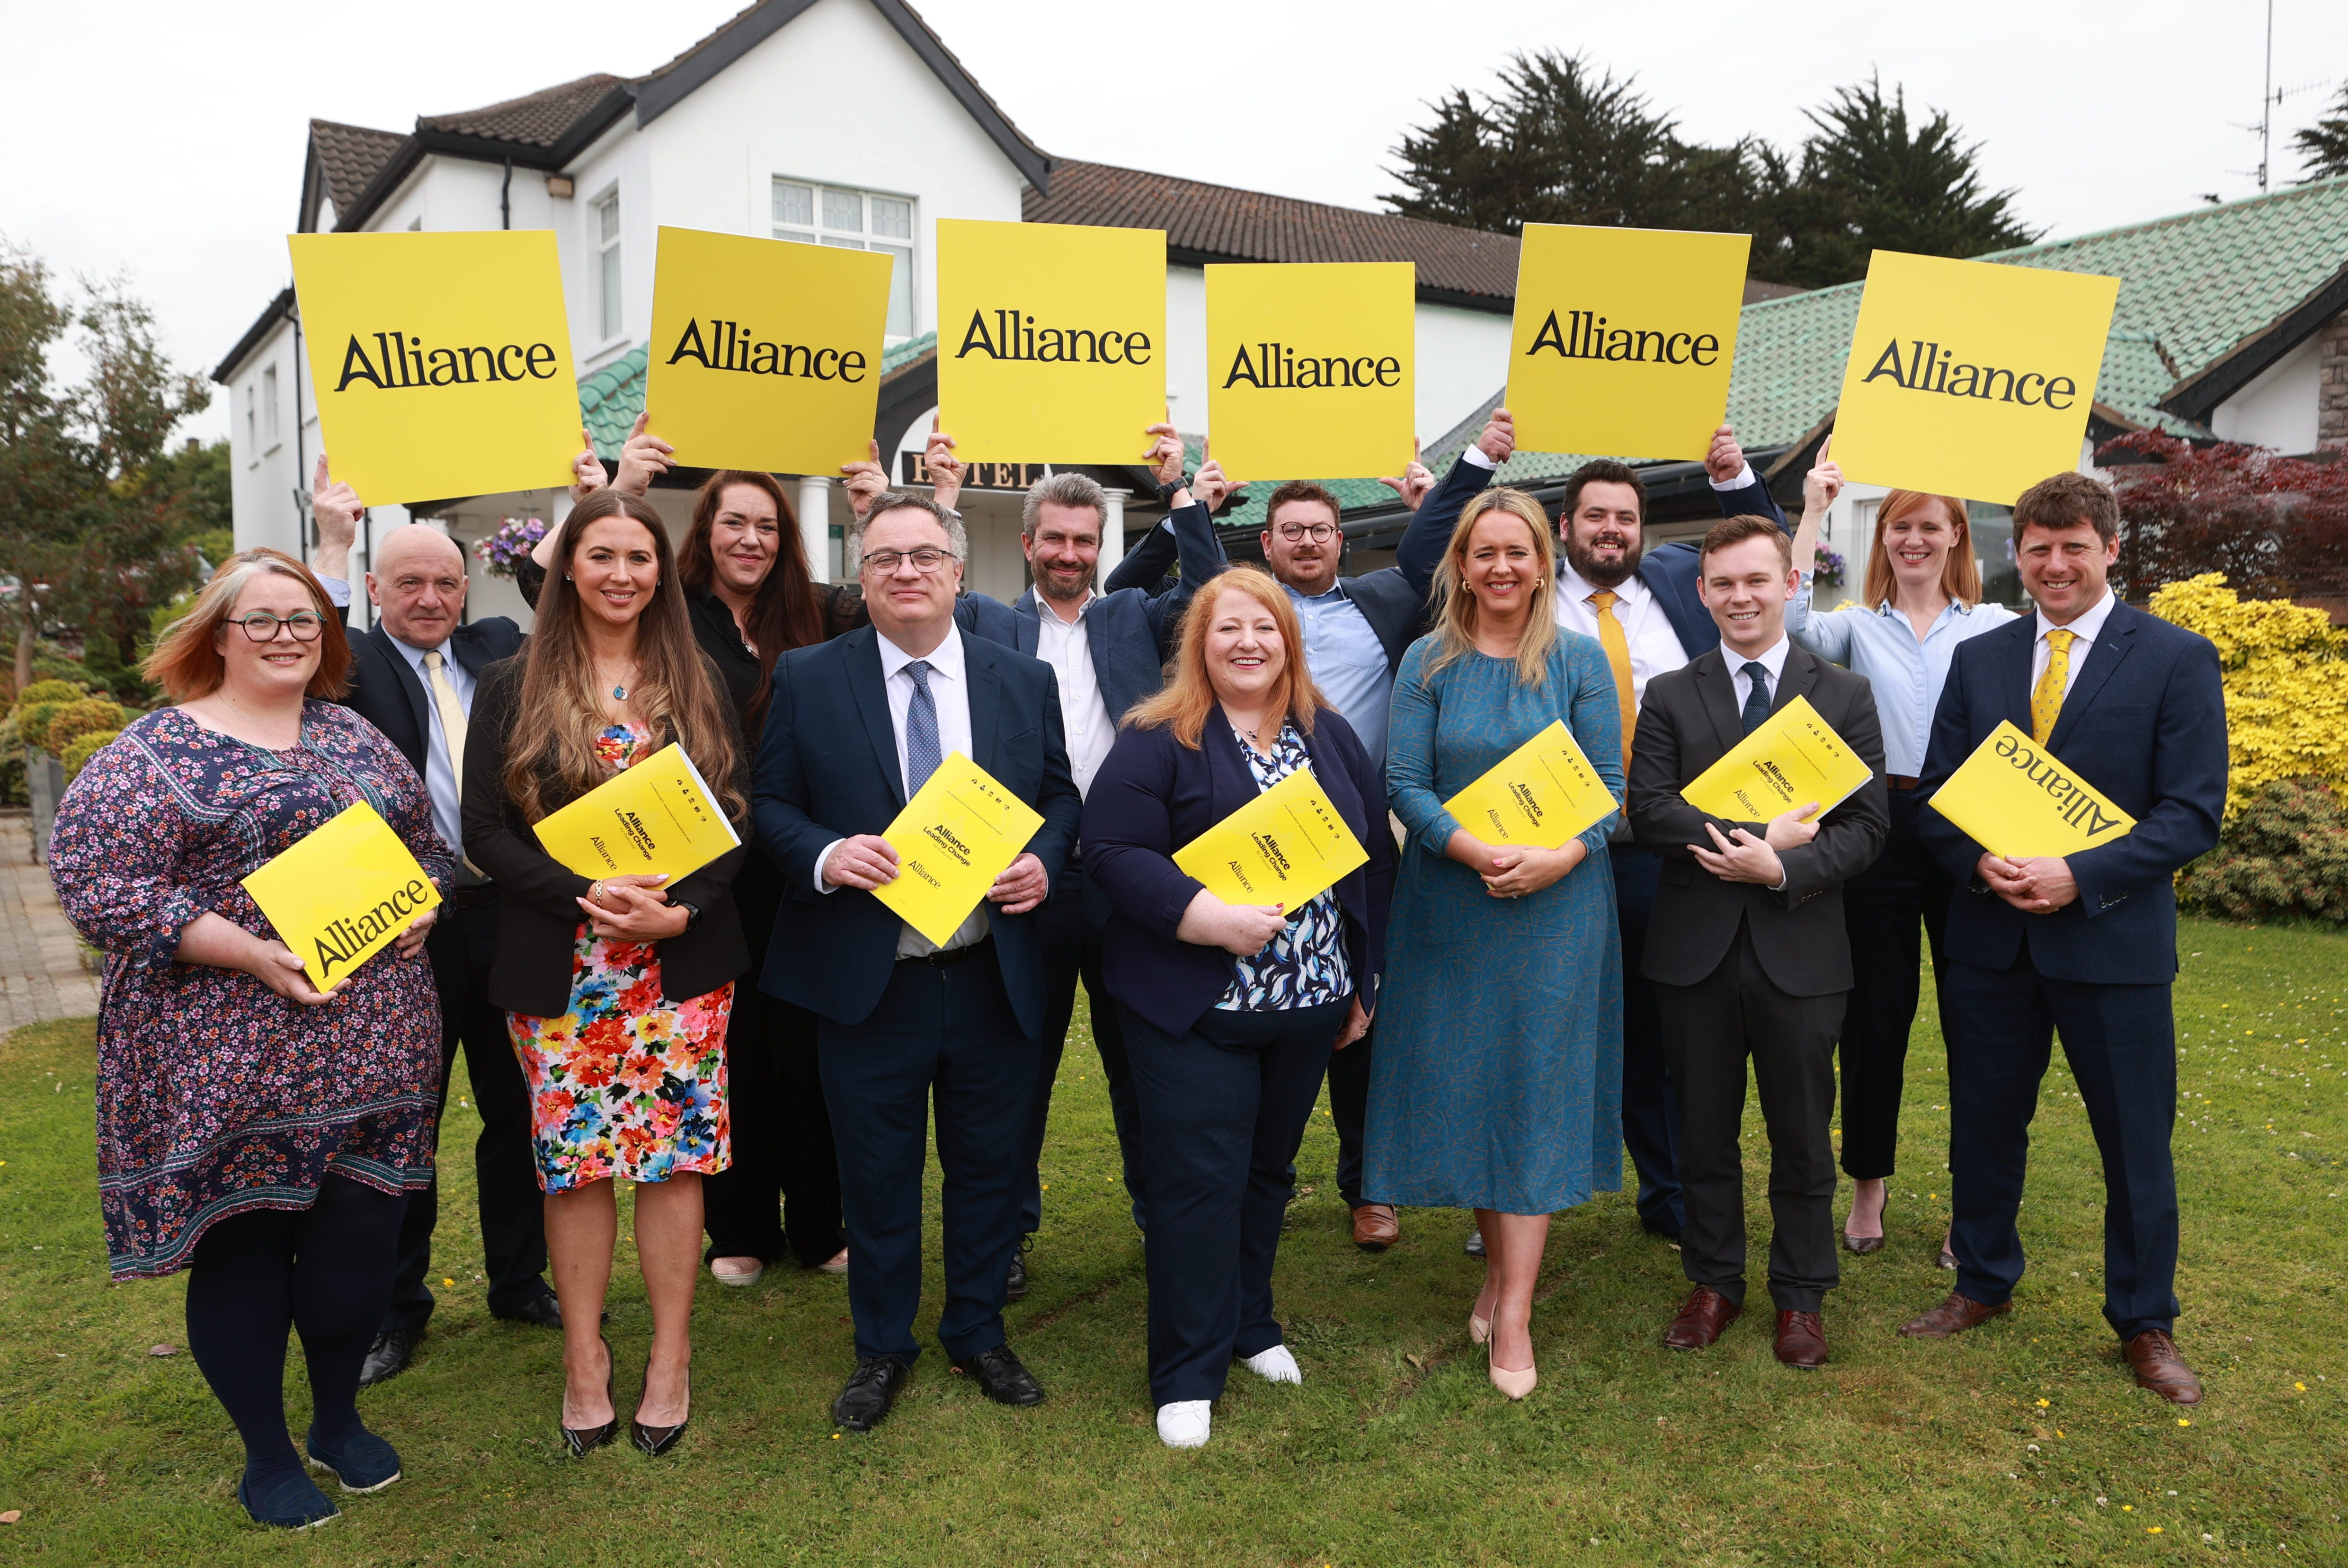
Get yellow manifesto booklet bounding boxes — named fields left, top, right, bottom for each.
left=240, top=800, right=441, bottom=991
left=1173, top=765, right=1369, bottom=911
left=1442, top=719, right=1617, bottom=849
left=532, top=742, right=740, bottom=882
left=1682, top=695, right=1874, bottom=823
left=872, top=751, right=1046, bottom=948
left=1926, top=720, right=2137, bottom=858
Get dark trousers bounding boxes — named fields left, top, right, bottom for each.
left=1120, top=998, right=1343, bottom=1406
left=1944, top=948, right=2180, bottom=1340
left=1612, top=843, right=1685, bottom=1235
left=384, top=896, right=548, bottom=1331
left=818, top=944, right=1039, bottom=1363
left=1021, top=854, right=1144, bottom=1233
left=1326, top=1024, right=1373, bottom=1208
left=1837, top=790, right=1954, bottom=1180
left=1655, top=921, right=1845, bottom=1313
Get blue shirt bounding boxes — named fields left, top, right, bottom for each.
left=1285, top=581, right=1394, bottom=768
left=1787, top=574, right=2017, bottom=777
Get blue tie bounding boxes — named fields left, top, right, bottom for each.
left=904, top=660, right=942, bottom=795
left=1741, top=661, right=1772, bottom=736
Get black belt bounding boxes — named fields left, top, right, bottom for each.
left=445, top=880, right=499, bottom=909
left=899, top=935, right=994, bottom=968
left=1887, top=775, right=1921, bottom=792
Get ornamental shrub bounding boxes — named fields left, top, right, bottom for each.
left=2177, top=777, right=2348, bottom=926
left=59, top=729, right=122, bottom=785
left=41, top=697, right=130, bottom=756
left=0, top=712, right=24, bottom=806
left=6, top=678, right=86, bottom=717
left=2148, top=573, right=2348, bottom=815
left=14, top=701, right=71, bottom=756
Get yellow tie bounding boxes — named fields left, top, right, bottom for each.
left=422, top=649, right=470, bottom=796
left=2031, top=628, right=2075, bottom=744
left=1588, top=590, right=1636, bottom=763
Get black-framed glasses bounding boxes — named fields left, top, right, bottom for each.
left=860, top=548, right=958, bottom=577
left=232, top=611, right=326, bottom=642
left=1274, top=522, right=1339, bottom=543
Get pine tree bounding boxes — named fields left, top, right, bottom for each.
left=2294, top=82, right=2348, bottom=181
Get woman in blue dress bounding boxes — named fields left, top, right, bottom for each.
left=1367, top=487, right=1625, bottom=1400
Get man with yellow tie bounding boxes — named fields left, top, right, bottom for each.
left=1905, top=472, right=2227, bottom=1408
left=310, top=456, right=560, bottom=1386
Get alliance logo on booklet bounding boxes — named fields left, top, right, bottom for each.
left=333, top=331, right=561, bottom=392
left=311, top=877, right=434, bottom=981
left=955, top=309, right=1153, bottom=365
left=1220, top=342, right=1403, bottom=391
left=1859, top=339, right=2080, bottom=410
left=1989, top=731, right=2129, bottom=837
left=667, top=319, right=868, bottom=382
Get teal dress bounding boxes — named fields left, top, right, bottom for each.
left=1365, top=633, right=1625, bottom=1215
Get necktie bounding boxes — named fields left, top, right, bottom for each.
left=2031, top=628, right=2076, bottom=744
left=1587, top=590, right=1636, bottom=763
left=904, top=660, right=942, bottom=796
left=421, top=649, right=469, bottom=795
left=1740, top=661, right=1772, bottom=736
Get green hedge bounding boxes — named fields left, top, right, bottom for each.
left=2177, top=776, right=2348, bottom=926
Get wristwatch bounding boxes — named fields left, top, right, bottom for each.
left=672, top=899, right=703, bottom=932
left=1156, top=474, right=1190, bottom=506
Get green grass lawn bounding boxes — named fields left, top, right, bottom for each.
left=0, top=915, right=2342, bottom=1565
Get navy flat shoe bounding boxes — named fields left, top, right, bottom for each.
left=304, top=1425, right=403, bottom=1493
left=237, top=1470, right=339, bottom=1530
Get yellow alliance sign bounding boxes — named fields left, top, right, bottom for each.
left=1829, top=251, right=2121, bottom=507
left=646, top=226, right=890, bottom=476
left=1206, top=262, right=1415, bottom=481
left=1505, top=224, right=1750, bottom=462
left=936, top=219, right=1166, bottom=463
left=288, top=231, right=579, bottom=505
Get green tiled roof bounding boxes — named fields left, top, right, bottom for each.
left=575, top=331, right=940, bottom=459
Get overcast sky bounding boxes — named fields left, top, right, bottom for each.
left=5, top=0, right=2344, bottom=444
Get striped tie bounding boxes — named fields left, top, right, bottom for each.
left=2031, top=629, right=2075, bottom=745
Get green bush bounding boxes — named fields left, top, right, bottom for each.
left=14, top=700, right=71, bottom=756
left=39, top=697, right=129, bottom=756
left=0, top=711, right=25, bottom=806
left=59, top=728, right=122, bottom=784
left=2177, top=776, right=2348, bottom=926
left=7, top=678, right=86, bottom=717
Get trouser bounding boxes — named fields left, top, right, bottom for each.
left=1021, top=853, right=1144, bottom=1233
left=1836, top=789, right=1954, bottom=1180
left=818, top=943, right=1039, bottom=1363
left=383, top=894, right=548, bottom=1331
left=1944, top=948, right=2180, bottom=1340
left=1326, top=1023, right=1374, bottom=1208
left=1611, top=844, right=1684, bottom=1235
left=1121, top=998, right=1343, bottom=1407
left=1655, top=920, right=1845, bottom=1313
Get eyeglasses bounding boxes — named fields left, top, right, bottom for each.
left=859, top=548, right=958, bottom=577
left=232, top=611, right=326, bottom=642
left=1274, top=522, right=1339, bottom=543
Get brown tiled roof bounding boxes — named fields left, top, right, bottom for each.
left=417, top=73, right=630, bottom=149
left=308, top=120, right=407, bottom=213
left=1026, top=160, right=1521, bottom=304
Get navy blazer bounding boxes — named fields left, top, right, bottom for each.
left=329, top=607, right=524, bottom=786
left=750, top=624, right=1084, bottom=1035
left=1914, top=598, right=2227, bottom=985
left=956, top=493, right=1226, bottom=720
left=1081, top=710, right=1394, bottom=1039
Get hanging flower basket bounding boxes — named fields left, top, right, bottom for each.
left=472, top=518, right=548, bottom=579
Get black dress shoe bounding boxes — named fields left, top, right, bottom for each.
left=1005, top=1249, right=1029, bottom=1302
left=496, top=1293, right=564, bottom=1329
left=357, top=1329, right=420, bottom=1389
left=630, top=1363, right=690, bottom=1457
left=833, top=1355, right=911, bottom=1432
left=951, top=1343, right=1046, bottom=1407
left=562, top=1336, right=618, bottom=1458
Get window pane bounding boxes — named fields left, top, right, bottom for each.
left=772, top=229, right=817, bottom=244
left=598, top=193, right=619, bottom=244
left=870, top=196, right=912, bottom=239
left=822, top=189, right=862, bottom=232
left=600, top=245, right=622, bottom=339
left=821, top=236, right=866, bottom=250
left=875, top=244, right=914, bottom=338
left=771, top=180, right=812, bottom=228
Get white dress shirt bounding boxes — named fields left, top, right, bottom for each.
left=384, top=632, right=474, bottom=856
left=1031, top=590, right=1118, bottom=800
left=816, top=625, right=988, bottom=956
left=1727, top=634, right=1793, bottom=713
left=1554, top=564, right=1688, bottom=713
left=2030, top=588, right=2118, bottom=700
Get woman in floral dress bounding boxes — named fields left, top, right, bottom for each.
left=51, top=548, right=449, bottom=1529
left=462, top=488, right=748, bottom=1458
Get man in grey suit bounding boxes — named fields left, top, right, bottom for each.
left=1628, top=514, right=1889, bottom=1369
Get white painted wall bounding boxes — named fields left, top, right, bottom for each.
left=2211, top=335, right=2322, bottom=454
left=224, top=315, right=307, bottom=562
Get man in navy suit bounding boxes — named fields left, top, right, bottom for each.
left=753, top=491, right=1084, bottom=1433
left=1902, top=471, right=2225, bottom=1407
left=308, top=458, right=556, bottom=1388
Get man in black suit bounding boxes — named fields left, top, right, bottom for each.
left=1628, top=514, right=1888, bottom=1369
left=310, top=458, right=558, bottom=1386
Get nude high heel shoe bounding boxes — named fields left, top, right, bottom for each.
left=1469, top=1308, right=1492, bottom=1345
left=1488, top=1350, right=1537, bottom=1400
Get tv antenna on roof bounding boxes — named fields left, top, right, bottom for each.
left=2245, top=0, right=2332, bottom=191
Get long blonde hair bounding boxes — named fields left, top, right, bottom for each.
left=501, top=490, right=744, bottom=823
left=1862, top=490, right=1981, bottom=608
left=1124, top=566, right=1325, bottom=748
left=1425, top=487, right=1559, bottom=686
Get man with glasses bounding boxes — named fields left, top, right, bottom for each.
left=752, top=492, right=1083, bottom=1434
left=308, top=458, right=559, bottom=1388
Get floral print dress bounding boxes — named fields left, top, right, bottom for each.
left=507, top=723, right=732, bottom=1192
left=1216, top=722, right=1353, bottom=1012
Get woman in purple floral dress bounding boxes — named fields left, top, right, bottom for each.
left=50, top=548, right=449, bottom=1530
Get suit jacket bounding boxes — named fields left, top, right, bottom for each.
left=460, top=658, right=750, bottom=1018
left=1082, top=710, right=1393, bottom=1038
left=1628, top=644, right=1890, bottom=996
left=329, top=609, right=524, bottom=787
left=1913, top=598, right=2226, bottom=985
left=955, top=493, right=1226, bottom=720
left=750, top=624, right=1084, bottom=1036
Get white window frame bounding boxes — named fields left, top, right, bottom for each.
left=770, top=177, right=917, bottom=341
left=262, top=365, right=280, bottom=449
left=593, top=185, right=623, bottom=345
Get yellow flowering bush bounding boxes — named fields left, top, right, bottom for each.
left=2148, top=574, right=2348, bottom=815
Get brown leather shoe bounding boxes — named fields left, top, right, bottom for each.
left=1350, top=1203, right=1398, bottom=1252
left=1898, top=1291, right=2013, bottom=1339
left=1774, top=1310, right=1829, bottom=1368
left=1663, top=1285, right=1741, bottom=1350
left=2124, top=1330, right=2204, bottom=1406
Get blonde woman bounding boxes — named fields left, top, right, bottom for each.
left=1364, top=488, right=1626, bottom=1400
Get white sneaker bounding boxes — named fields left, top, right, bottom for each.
left=1156, top=1400, right=1212, bottom=1448
left=1242, top=1344, right=1302, bottom=1384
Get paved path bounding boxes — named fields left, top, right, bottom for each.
left=0, top=812, right=99, bottom=1031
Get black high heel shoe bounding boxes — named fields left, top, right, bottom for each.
left=631, top=1360, right=691, bottom=1457
left=561, top=1336, right=618, bottom=1458
left=1844, top=1193, right=1890, bottom=1256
